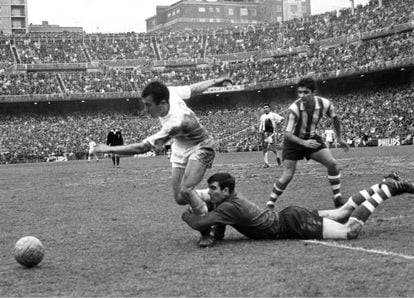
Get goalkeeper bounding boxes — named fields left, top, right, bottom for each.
left=182, top=172, right=414, bottom=242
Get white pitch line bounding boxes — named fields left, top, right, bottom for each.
left=302, top=240, right=414, bottom=260
left=374, top=214, right=414, bottom=221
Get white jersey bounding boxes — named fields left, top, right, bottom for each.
left=89, top=141, right=97, bottom=149
left=144, top=86, right=211, bottom=151
left=324, top=129, right=335, bottom=142
left=88, top=141, right=97, bottom=154
left=259, top=112, right=284, bottom=133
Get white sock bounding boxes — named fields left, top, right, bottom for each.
left=264, top=152, right=269, bottom=164
left=192, top=202, right=208, bottom=216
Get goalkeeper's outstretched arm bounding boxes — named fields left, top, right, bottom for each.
left=94, top=141, right=152, bottom=156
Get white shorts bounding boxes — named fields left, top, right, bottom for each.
left=171, top=139, right=215, bottom=169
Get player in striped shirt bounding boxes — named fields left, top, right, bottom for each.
left=259, top=103, right=284, bottom=168
left=266, top=77, right=350, bottom=209
left=182, top=172, right=414, bottom=242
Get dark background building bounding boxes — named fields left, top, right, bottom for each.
left=146, top=0, right=311, bottom=33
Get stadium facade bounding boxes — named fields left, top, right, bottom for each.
left=0, top=0, right=28, bottom=35
left=146, top=0, right=311, bottom=33
left=28, top=21, right=84, bottom=34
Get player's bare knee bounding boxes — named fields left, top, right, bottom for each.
left=174, top=190, right=188, bottom=205
left=326, top=160, right=338, bottom=172
left=177, top=187, right=193, bottom=205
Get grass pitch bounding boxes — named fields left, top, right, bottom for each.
left=0, top=146, right=413, bottom=297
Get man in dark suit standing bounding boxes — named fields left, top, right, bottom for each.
left=112, top=129, right=124, bottom=167
left=106, top=129, right=117, bottom=167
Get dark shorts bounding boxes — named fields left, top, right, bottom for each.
left=282, top=135, right=327, bottom=161
left=278, top=206, right=323, bottom=239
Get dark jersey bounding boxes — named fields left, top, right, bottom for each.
left=107, top=131, right=115, bottom=146
left=207, top=193, right=323, bottom=240
left=210, top=193, right=281, bottom=239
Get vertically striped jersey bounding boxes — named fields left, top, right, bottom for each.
left=285, top=96, right=336, bottom=139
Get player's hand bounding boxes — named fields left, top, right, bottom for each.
left=338, top=139, right=350, bottom=152
left=303, top=139, right=321, bottom=149
left=94, top=143, right=110, bottom=153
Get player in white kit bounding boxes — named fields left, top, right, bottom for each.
left=94, top=78, right=232, bottom=247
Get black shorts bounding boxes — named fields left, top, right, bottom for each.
left=278, top=206, right=323, bottom=239
left=282, top=135, right=327, bottom=161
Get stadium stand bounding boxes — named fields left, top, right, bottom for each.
left=0, top=0, right=413, bottom=163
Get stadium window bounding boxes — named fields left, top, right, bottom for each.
left=240, top=8, right=248, bottom=16
left=209, top=18, right=214, bottom=22
left=251, top=9, right=257, bottom=16
left=199, top=7, right=206, bottom=12
left=209, top=7, right=214, bottom=12
left=206, top=0, right=217, bottom=2
left=200, top=18, right=206, bottom=22
left=228, top=8, right=234, bottom=16
left=168, top=12, right=171, bottom=17
left=176, top=9, right=180, bottom=14
left=216, top=7, right=220, bottom=12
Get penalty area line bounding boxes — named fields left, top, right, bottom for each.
left=302, top=240, right=414, bottom=260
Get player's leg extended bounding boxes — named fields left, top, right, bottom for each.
left=171, top=166, right=186, bottom=205
left=346, top=178, right=414, bottom=238
left=317, top=183, right=381, bottom=222
left=310, top=148, right=345, bottom=207
left=266, top=159, right=297, bottom=208
left=322, top=218, right=350, bottom=240
left=178, top=159, right=209, bottom=215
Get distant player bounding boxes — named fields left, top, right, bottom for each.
left=324, top=125, right=335, bottom=148
left=113, top=129, right=124, bottom=167
left=106, top=129, right=116, bottom=167
left=266, top=77, right=350, bottom=209
left=94, top=77, right=232, bottom=248
left=87, top=137, right=99, bottom=162
left=182, top=172, right=414, bottom=242
left=259, top=103, right=284, bottom=168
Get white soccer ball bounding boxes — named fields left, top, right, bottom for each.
left=14, top=236, right=45, bottom=268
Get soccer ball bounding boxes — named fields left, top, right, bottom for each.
left=14, top=236, right=45, bottom=268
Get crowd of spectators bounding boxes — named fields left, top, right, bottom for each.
left=61, top=70, right=135, bottom=93
left=0, top=0, right=411, bottom=65
left=0, top=72, right=61, bottom=95
left=1, top=30, right=412, bottom=94
left=84, top=34, right=156, bottom=61
left=0, top=84, right=413, bottom=163
left=0, top=0, right=413, bottom=163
